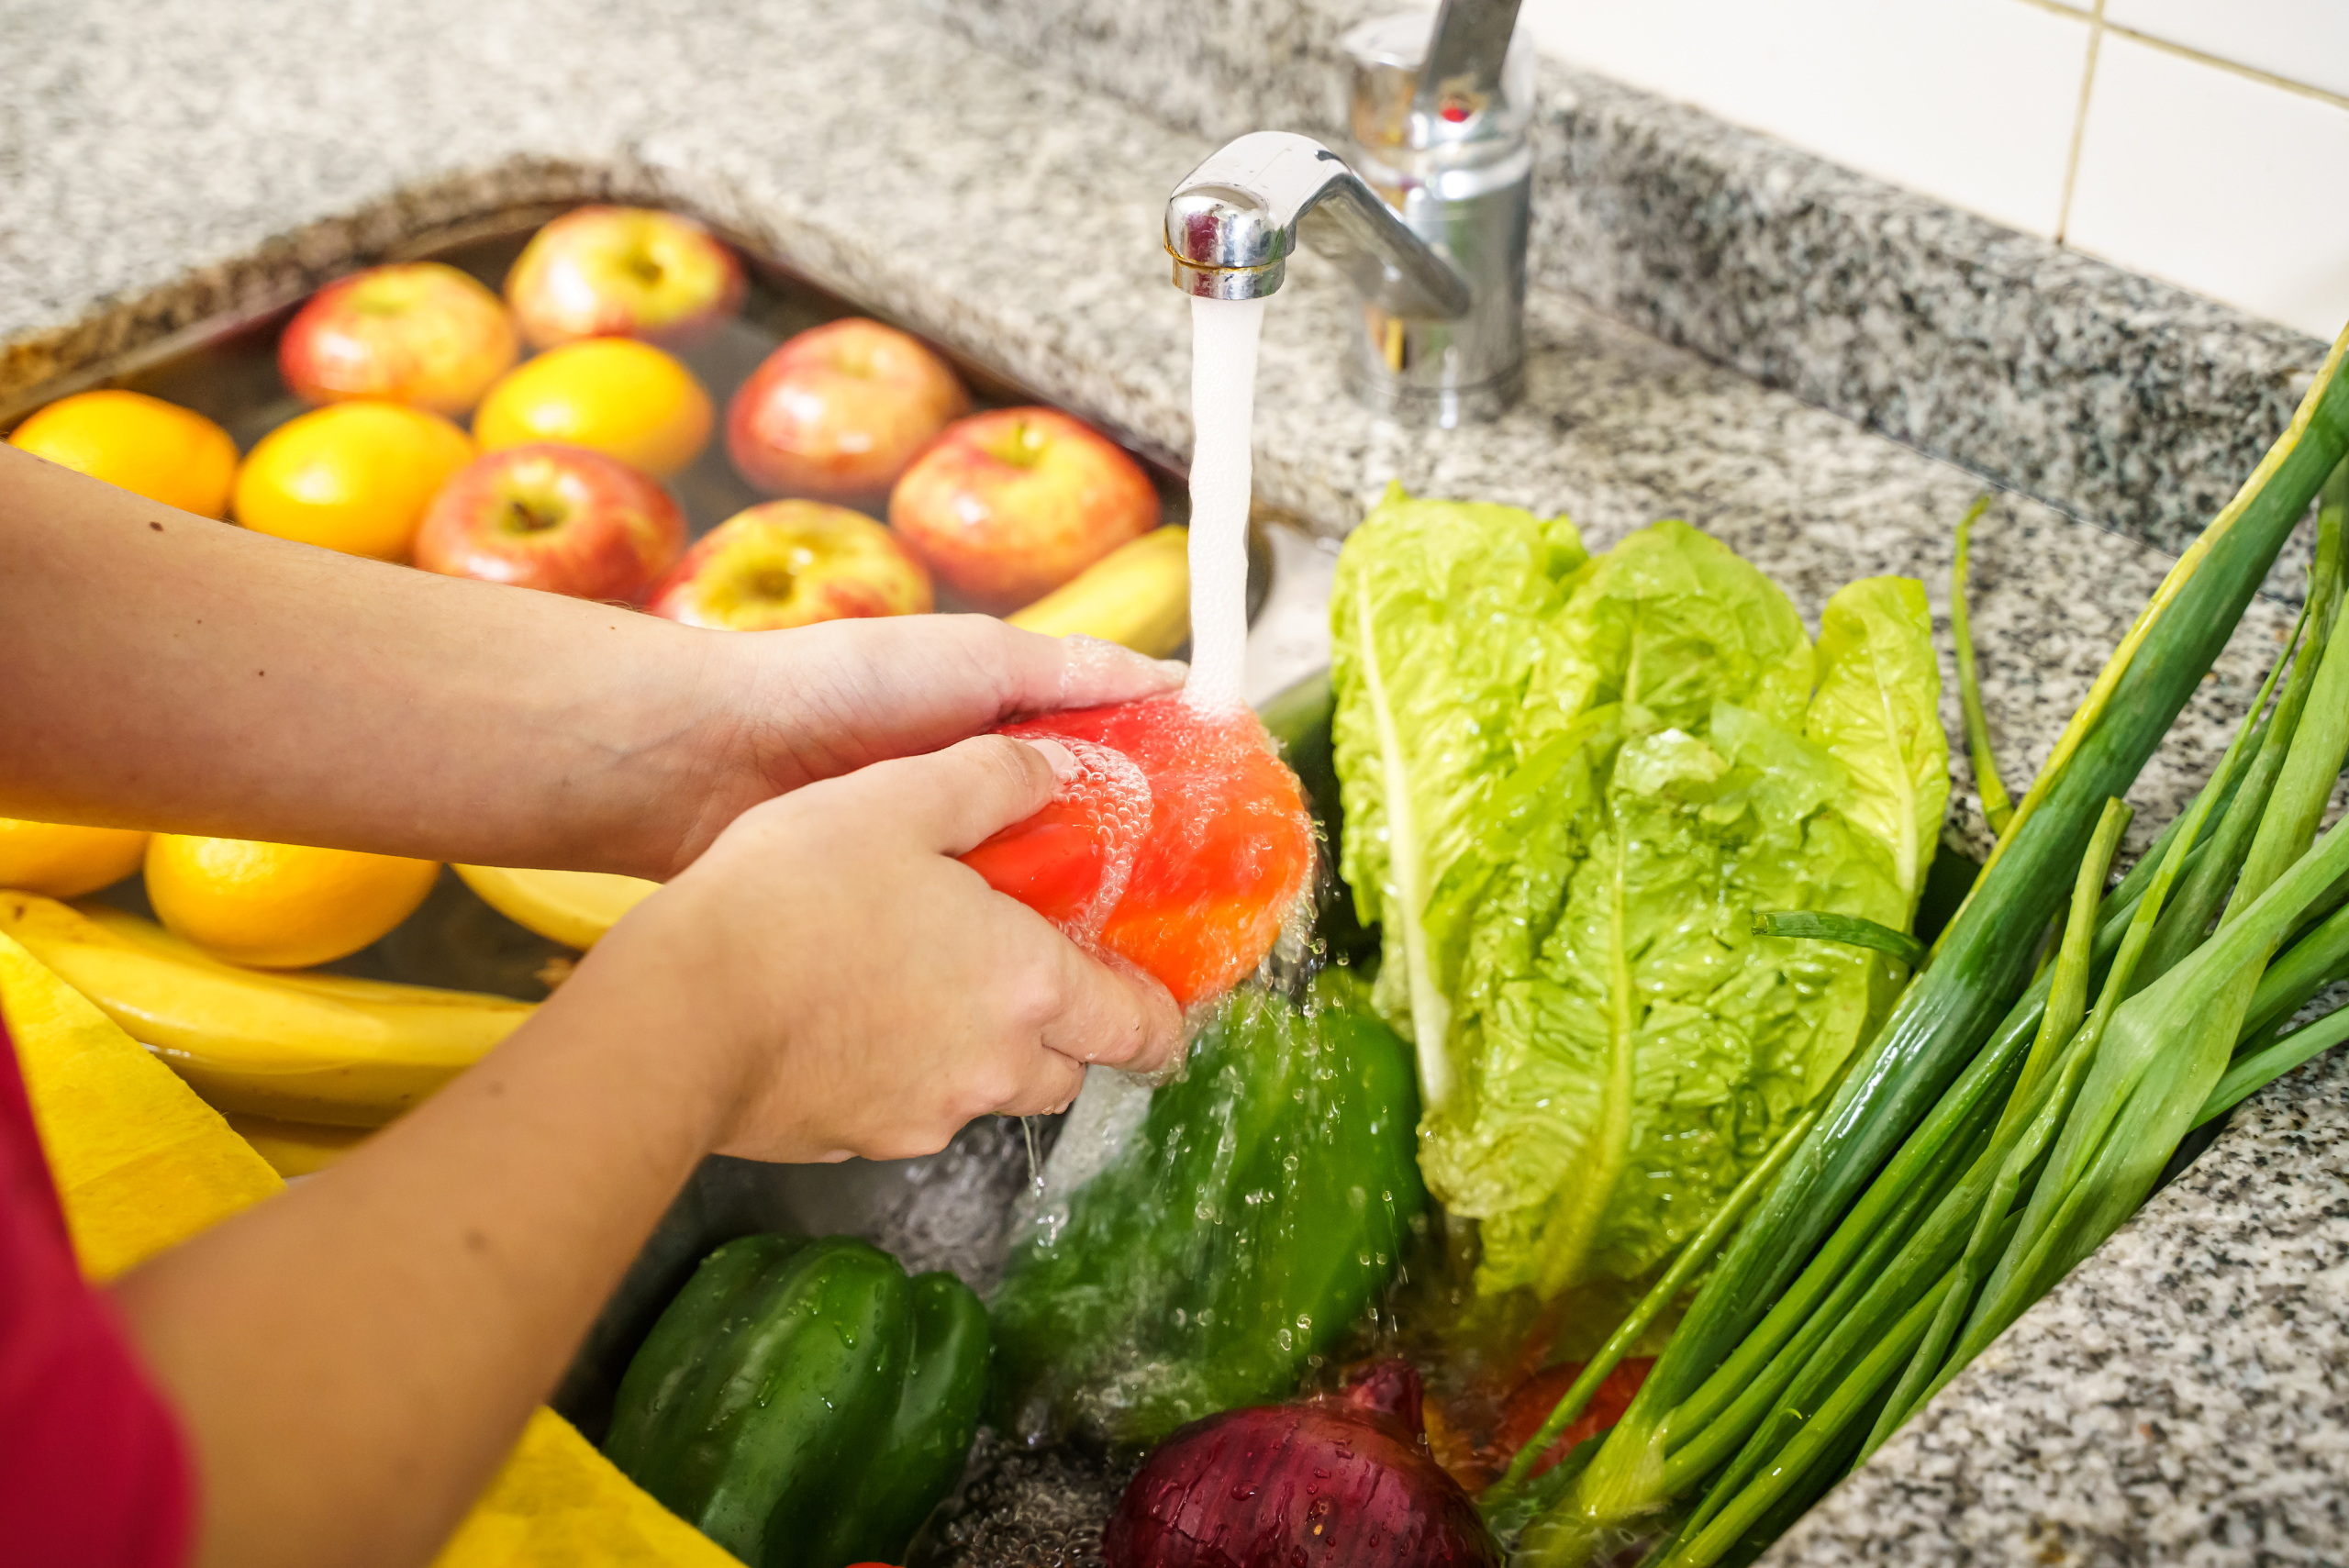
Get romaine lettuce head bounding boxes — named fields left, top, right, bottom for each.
left=1330, top=483, right=1587, bottom=1111
left=1331, top=495, right=1948, bottom=1298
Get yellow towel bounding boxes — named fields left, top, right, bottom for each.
left=0, top=929, right=735, bottom=1566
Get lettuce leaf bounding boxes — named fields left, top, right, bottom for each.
left=1330, top=483, right=1586, bottom=1110
left=1331, top=496, right=1947, bottom=1298
left=1806, top=576, right=1950, bottom=906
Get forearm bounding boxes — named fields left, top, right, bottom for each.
left=109, top=906, right=737, bottom=1568
left=0, top=444, right=726, bottom=876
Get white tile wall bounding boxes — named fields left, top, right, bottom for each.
left=1519, top=0, right=2349, bottom=340
left=2105, top=0, right=2349, bottom=100
left=1520, top=0, right=2089, bottom=236
left=2068, top=35, right=2349, bottom=342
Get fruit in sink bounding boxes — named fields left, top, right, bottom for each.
left=473, top=339, right=712, bottom=478
left=1006, top=524, right=1191, bottom=658
left=725, top=317, right=969, bottom=503
left=888, top=406, right=1158, bottom=613
left=226, top=1113, right=371, bottom=1177
left=232, top=400, right=474, bottom=560
left=144, top=834, right=440, bottom=970
left=414, top=443, right=685, bottom=600
left=9, top=389, right=239, bottom=517
left=276, top=261, right=519, bottom=414
left=961, top=695, right=1311, bottom=1006
left=504, top=206, right=745, bottom=350
left=0, top=817, right=150, bottom=899
left=452, top=864, right=660, bottom=951
left=0, top=895, right=533, bottom=1127
left=645, top=500, right=933, bottom=631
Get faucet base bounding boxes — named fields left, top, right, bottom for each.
left=1344, top=358, right=1524, bottom=428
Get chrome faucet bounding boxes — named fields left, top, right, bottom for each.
left=1164, top=0, right=1532, bottom=426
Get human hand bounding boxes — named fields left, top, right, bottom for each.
left=577, top=730, right=1185, bottom=1162
left=651, top=617, right=1186, bottom=879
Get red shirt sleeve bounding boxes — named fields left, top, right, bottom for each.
left=0, top=1018, right=195, bottom=1567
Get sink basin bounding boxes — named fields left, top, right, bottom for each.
left=4, top=201, right=1304, bottom=1565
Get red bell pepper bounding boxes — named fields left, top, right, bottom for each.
left=961, top=696, right=1312, bottom=1006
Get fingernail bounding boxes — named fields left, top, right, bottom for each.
left=1025, top=738, right=1078, bottom=782
left=1151, top=657, right=1190, bottom=682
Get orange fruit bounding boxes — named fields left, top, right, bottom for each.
left=473, top=339, right=712, bottom=478
left=232, top=401, right=473, bottom=561
left=9, top=390, right=239, bottom=517
left=0, top=817, right=150, bottom=899
left=145, top=836, right=440, bottom=969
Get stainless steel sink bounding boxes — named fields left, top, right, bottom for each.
left=6, top=200, right=1304, bottom=1567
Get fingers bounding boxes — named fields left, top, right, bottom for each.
left=1038, top=940, right=1185, bottom=1075
left=987, top=1047, right=1088, bottom=1119
left=850, top=733, right=1071, bottom=855
left=980, top=621, right=1188, bottom=714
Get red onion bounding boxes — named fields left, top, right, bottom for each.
left=1104, top=1360, right=1504, bottom=1568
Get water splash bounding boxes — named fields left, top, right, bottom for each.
left=1020, top=1114, right=1043, bottom=1200
left=1184, top=294, right=1267, bottom=715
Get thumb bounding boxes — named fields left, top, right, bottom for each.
left=859, top=733, right=1076, bottom=856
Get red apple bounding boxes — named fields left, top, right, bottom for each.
left=504, top=206, right=745, bottom=350
left=645, top=501, right=934, bottom=630
left=887, top=407, right=1159, bottom=613
left=727, top=318, right=970, bottom=503
left=278, top=261, right=519, bottom=414
left=413, top=443, right=684, bottom=601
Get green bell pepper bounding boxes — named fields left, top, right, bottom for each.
left=989, top=976, right=1426, bottom=1450
left=605, top=1233, right=988, bottom=1568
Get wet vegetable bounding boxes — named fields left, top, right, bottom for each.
left=1331, top=489, right=1946, bottom=1300
left=989, top=980, right=1424, bottom=1449
left=1105, top=1359, right=1502, bottom=1568
left=604, top=1233, right=988, bottom=1568
left=963, top=695, right=1314, bottom=1007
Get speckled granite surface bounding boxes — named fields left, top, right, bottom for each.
left=1776, top=1047, right=2349, bottom=1568
left=918, top=0, right=2335, bottom=561
left=2, top=0, right=2343, bottom=1562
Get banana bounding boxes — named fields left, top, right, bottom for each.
left=226, top=1112, right=372, bottom=1177
left=1008, top=524, right=1190, bottom=658
left=453, top=864, right=660, bottom=951
left=0, top=892, right=532, bottom=1128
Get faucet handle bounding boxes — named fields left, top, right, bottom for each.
left=1164, top=132, right=1470, bottom=319
left=1347, top=4, right=1534, bottom=158
left=1413, top=0, right=1526, bottom=123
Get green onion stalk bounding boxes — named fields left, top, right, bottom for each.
left=1952, top=495, right=2019, bottom=837
left=1520, top=322, right=2349, bottom=1566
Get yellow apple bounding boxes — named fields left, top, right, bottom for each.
left=413, top=444, right=685, bottom=602
left=726, top=317, right=968, bottom=503
left=504, top=206, right=745, bottom=350
left=277, top=262, right=518, bottom=415
left=644, top=501, right=933, bottom=630
left=887, top=407, right=1159, bottom=613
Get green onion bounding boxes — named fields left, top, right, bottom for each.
left=2000, top=798, right=2132, bottom=1133
left=1952, top=495, right=2017, bottom=837
left=1485, top=1107, right=1820, bottom=1510
left=1749, top=910, right=1926, bottom=970
left=2199, top=1002, right=2349, bottom=1127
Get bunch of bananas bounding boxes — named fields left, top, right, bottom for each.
left=0, top=894, right=533, bottom=1128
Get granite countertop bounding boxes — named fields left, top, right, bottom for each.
left=6, top=0, right=2344, bottom=1562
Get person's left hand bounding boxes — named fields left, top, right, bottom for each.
left=651, top=617, right=1186, bottom=877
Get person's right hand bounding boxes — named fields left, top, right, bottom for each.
left=566, top=732, right=1185, bottom=1164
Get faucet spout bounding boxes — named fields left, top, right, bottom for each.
left=1164, top=131, right=1470, bottom=319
